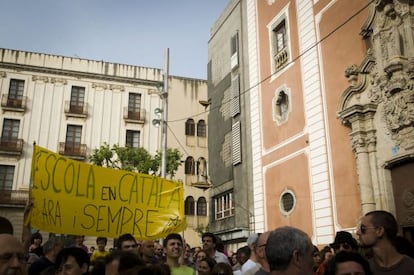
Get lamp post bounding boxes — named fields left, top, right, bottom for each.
left=160, top=48, right=169, bottom=178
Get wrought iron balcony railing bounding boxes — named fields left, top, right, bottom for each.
left=0, top=138, right=24, bottom=155
left=123, top=108, right=146, bottom=124
left=1, top=94, right=27, bottom=111
left=0, top=190, right=29, bottom=206
left=58, top=142, right=87, bottom=160
left=64, top=101, right=88, bottom=118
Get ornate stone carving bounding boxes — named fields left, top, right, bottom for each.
left=92, top=82, right=107, bottom=90
left=109, top=84, right=125, bottom=91
left=0, top=71, right=6, bottom=78
left=402, top=190, right=414, bottom=208
left=50, top=77, right=67, bottom=85
left=32, top=75, right=49, bottom=83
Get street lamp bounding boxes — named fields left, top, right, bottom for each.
left=151, top=49, right=169, bottom=178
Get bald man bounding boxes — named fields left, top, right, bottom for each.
left=0, top=234, right=27, bottom=275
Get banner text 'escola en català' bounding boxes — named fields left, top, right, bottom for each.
left=27, top=145, right=186, bottom=239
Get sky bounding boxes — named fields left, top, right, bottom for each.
left=0, top=1, right=229, bottom=80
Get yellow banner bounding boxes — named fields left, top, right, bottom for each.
left=28, top=145, right=186, bottom=239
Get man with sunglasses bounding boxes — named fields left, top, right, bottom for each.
left=357, top=210, right=414, bottom=274
left=329, top=231, right=358, bottom=253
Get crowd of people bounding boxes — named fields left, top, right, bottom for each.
left=0, top=210, right=413, bottom=275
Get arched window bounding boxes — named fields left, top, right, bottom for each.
left=185, top=119, right=195, bottom=136
left=185, top=196, right=195, bottom=215
left=185, top=157, right=195, bottom=175
left=197, top=197, right=207, bottom=216
left=197, top=120, right=206, bottom=137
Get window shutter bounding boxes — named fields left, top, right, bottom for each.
left=231, top=75, right=240, bottom=117
left=232, top=121, right=242, bottom=165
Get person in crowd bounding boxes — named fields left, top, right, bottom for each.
left=73, top=236, right=88, bottom=254
left=197, top=257, right=216, bottom=275
left=201, top=233, right=229, bottom=264
left=88, top=246, right=95, bottom=256
left=117, top=234, right=139, bottom=255
left=182, top=243, right=195, bottom=269
left=55, top=247, right=90, bottom=275
left=231, top=253, right=241, bottom=271
left=29, top=236, right=63, bottom=275
left=194, top=249, right=209, bottom=273
left=357, top=210, right=414, bottom=274
left=139, top=240, right=156, bottom=265
left=242, top=233, right=261, bottom=275
left=117, top=251, right=144, bottom=274
left=312, top=245, right=321, bottom=273
left=265, top=226, right=314, bottom=275
left=316, top=246, right=333, bottom=275
left=329, top=231, right=358, bottom=254
left=0, top=234, right=27, bottom=275
left=234, top=246, right=250, bottom=274
left=212, top=262, right=233, bottom=275
left=90, top=237, right=110, bottom=263
left=105, top=250, right=122, bottom=275
left=254, top=231, right=271, bottom=275
left=324, top=251, right=372, bottom=275
left=154, top=243, right=165, bottom=263
left=29, top=232, right=44, bottom=257
left=163, top=233, right=195, bottom=275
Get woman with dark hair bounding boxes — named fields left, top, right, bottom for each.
left=197, top=257, right=217, bottom=275
left=324, top=251, right=372, bottom=275
left=29, top=232, right=43, bottom=256
left=212, top=263, right=233, bottom=275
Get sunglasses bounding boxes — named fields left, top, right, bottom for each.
left=331, top=243, right=351, bottom=251
left=359, top=224, right=377, bottom=234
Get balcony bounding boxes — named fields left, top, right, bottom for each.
left=0, top=138, right=24, bottom=156
left=1, top=94, right=27, bottom=112
left=0, top=190, right=29, bottom=206
left=123, top=108, right=146, bottom=124
left=58, top=142, right=87, bottom=160
left=64, top=101, right=88, bottom=118
left=274, top=47, right=289, bottom=70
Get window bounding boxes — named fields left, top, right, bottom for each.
left=185, top=196, right=195, bottom=215
left=232, top=122, right=242, bottom=165
left=1, top=119, right=20, bottom=141
left=230, top=32, right=239, bottom=70
left=185, top=157, right=195, bottom=175
left=128, top=93, right=142, bottom=120
left=274, top=21, right=286, bottom=53
left=215, top=192, right=235, bottom=220
left=197, top=197, right=207, bottom=216
left=280, top=190, right=296, bottom=215
left=197, top=120, right=206, bottom=137
left=8, top=79, right=24, bottom=106
left=126, top=130, right=140, bottom=148
left=185, top=119, right=195, bottom=136
left=269, top=11, right=290, bottom=73
left=70, top=86, right=85, bottom=113
left=0, top=165, right=14, bottom=191
left=65, top=125, right=82, bottom=153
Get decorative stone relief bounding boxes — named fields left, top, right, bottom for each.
left=109, top=84, right=125, bottom=91
left=0, top=71, right=6, bottom=78
left=32, top=75, right=49, bottom=83
left=50, top=77, right=67, bottom=85
left=92, top=82, right=108, bottom=90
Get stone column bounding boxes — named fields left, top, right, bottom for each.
left=350, top=116, right=376, bottom=214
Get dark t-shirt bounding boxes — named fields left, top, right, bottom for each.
left=254, top=268, right=270, bottom=275
left=28, top=256, right=54, bottom=275
left=369, top=255, right=414, bottom=275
